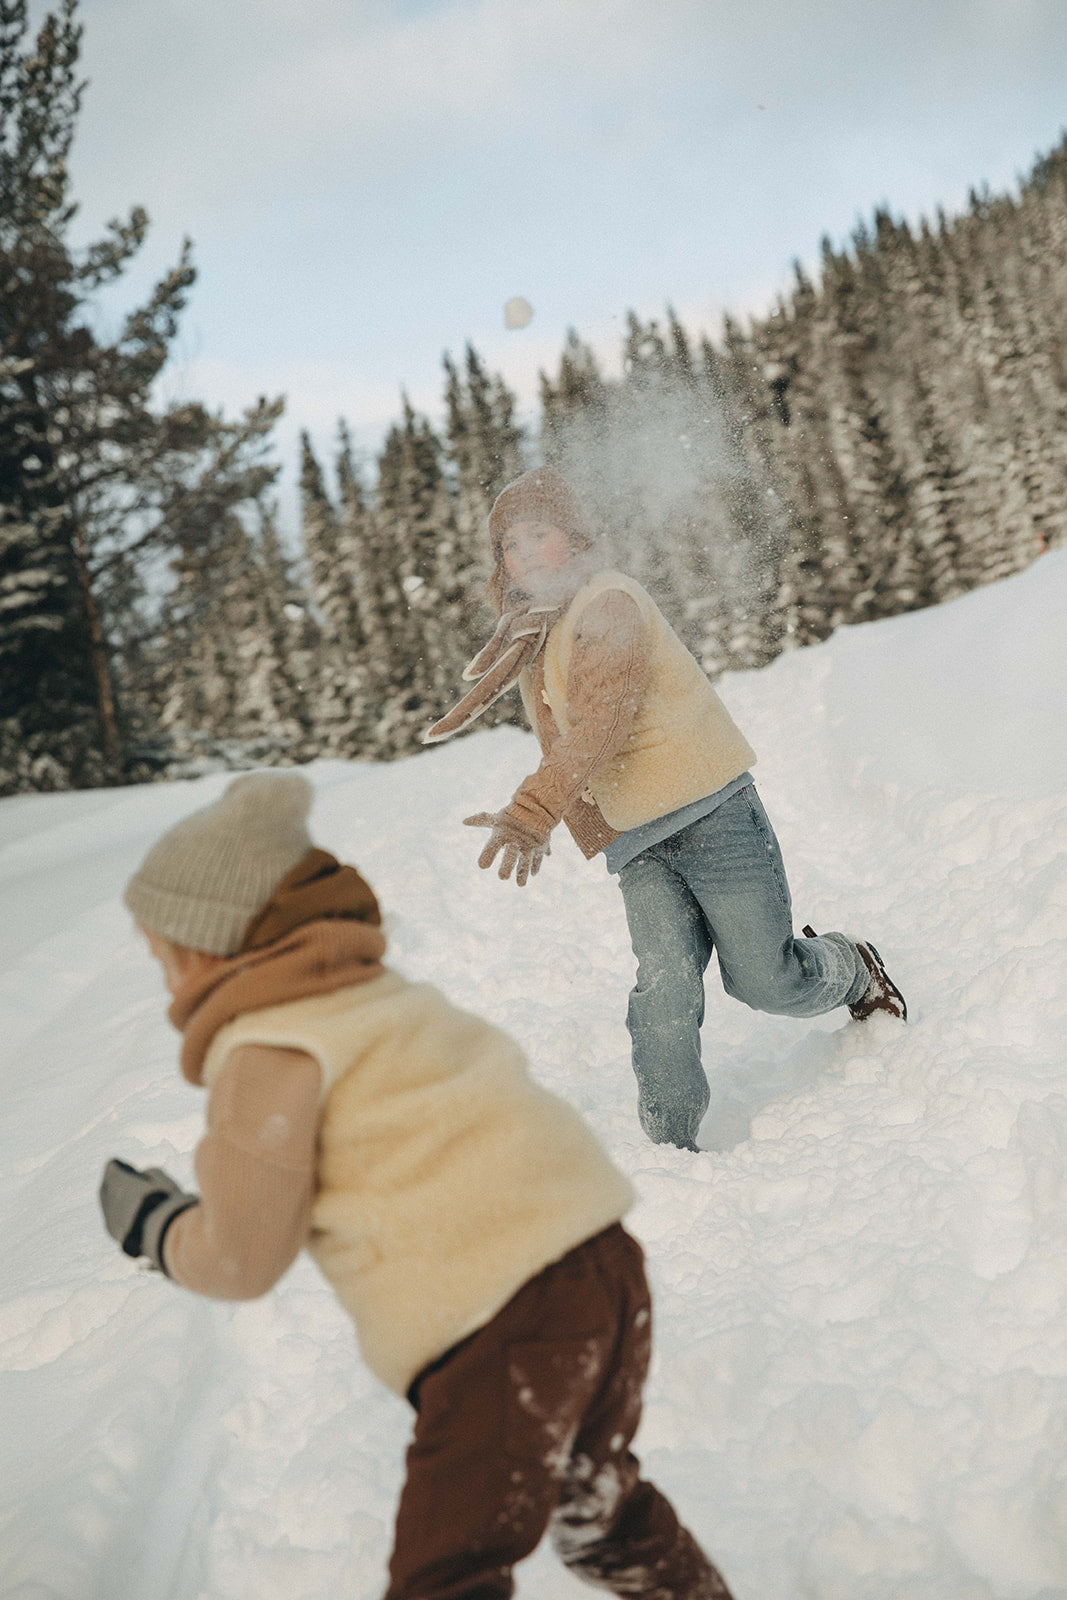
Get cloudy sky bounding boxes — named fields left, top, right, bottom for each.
left=54, top=0, right=1067, bottom=528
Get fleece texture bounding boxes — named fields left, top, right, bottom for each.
left=541, top=571, right=756, bottom=831
left=199, top=974, right=635, bottom=1395
left=162, top=1042, right=321, bottom=1298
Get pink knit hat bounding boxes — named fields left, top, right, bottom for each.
left=485, top=467, right=595, bottom=612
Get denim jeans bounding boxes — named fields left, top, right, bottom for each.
left=617, top=786, right=868, bottom=1148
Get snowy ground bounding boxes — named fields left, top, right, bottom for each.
left=2, top=551, right=1066, bottom=1600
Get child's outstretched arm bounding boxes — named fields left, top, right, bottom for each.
left=466, top=591, right=649, bottom=883
left=101, top=1043, right=322, bottom=1299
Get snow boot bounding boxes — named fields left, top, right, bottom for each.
left=801, top=926, right=907, bottom=1022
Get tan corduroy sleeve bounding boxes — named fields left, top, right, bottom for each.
left=162, top=1043, right=322, bottom=1300
left=507, top=589, right=650, bottom=836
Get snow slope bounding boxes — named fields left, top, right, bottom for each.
left=1, top=551, right=1065, bottom=1600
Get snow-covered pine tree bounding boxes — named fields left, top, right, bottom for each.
left=333, top=420, right=396, bottom=751
left=894, top=350, right=966, bottom=610
left=0, top=0, right=285, bottom=793
left=854, top=216, right=960, bottom=613
left=438, top=349, right=528, bottom=732
left=147, top=500, right=311, bottom=774
left=665, top=306, right=697, bottom=389
left=298, top=432, right=371, bottom=755
left=767, top=242, right=885, bottom=633
left=738, top=146, right=1067, bottom=637
left=369, top=398, right=469, bottom=755
left=540, top=328, right=610, bottom=475
left=698, top=314, right=791, bottom=671
left=231, top=505, right=315, bottom=759
left=922, top=202, right=1023, bottom=596
left=151, top=510, right=248, bottom=762
left=950, top=189, right=1056, bottom=586
left=815, top=223, right=927, bottom=626
left=736, top=265, right=843, bottom=650
left=442, top=344, right=525, bottom=641
left=1014, top=138, right=1067, bottom=555
left=0, top=0, right=110, bottom=791
left=92, top=393, right=284, bottom=775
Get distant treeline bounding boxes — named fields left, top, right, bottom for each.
left=2, top=0, right=1064, bottom=794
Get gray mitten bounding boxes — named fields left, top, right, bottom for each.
left=463, top=810, right=551, bottom=887
left=99, top=1158, right=199, bottom=1276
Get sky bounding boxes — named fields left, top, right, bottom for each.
left=48, top=0, right=1067, bottom=533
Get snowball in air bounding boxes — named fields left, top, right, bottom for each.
left=504, top=296, right=533, bottom=330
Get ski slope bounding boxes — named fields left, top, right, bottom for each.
left=1, top=551, right=1065, bottom=1600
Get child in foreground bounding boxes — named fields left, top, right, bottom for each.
left=99, top=772, right=733, bottom=1600
left=427, top=466, right=907, bottom=1153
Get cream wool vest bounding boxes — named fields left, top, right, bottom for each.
left=540, top=570, right=757, bottom=831
left=201, top=970, right=634, bottom=1395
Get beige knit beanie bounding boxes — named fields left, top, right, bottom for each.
left=124, top=772, right=315, bottom=955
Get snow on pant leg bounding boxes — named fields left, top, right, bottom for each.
left=668, top=788, right=868, bottom=1018
left=617, top=849, right=713, bottom=1148
left=383, top=1228, right=627, bottom=1600
left=549, top=1227, right=735, bottom=1600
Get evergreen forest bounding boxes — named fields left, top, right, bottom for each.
left=2, top=0, right=1064, bottom=795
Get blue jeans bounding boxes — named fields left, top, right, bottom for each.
left=617, top=786, right=868, bottom=1148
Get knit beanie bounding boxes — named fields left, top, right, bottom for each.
left=124, top=772, right=315, bottom=955
left=485, top=467, right=596, bottom=614
left=487, top=466, right=591, bottom=564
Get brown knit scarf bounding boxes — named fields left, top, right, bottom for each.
left=422, top=604, right=563, bottom=745
left=169, top=849, right=387, bottom=1084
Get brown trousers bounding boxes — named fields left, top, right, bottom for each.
left=385, top=1224, right=733, bottom=1600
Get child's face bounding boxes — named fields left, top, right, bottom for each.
left=501, top=520, right=571, bottom=592
left=139, top=925, right=224, bottom=996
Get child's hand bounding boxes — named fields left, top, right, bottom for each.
left=99, top=1158, right=199, bottom=1275
left=464, top=811, right=550, bottom=887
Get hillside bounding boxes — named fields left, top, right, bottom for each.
left=1, top=551, right=1065, bottom=1599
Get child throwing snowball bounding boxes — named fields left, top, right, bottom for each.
left=99, top=772, right=733, bottom=1600
left=427, top=467, right=906, bottom=1153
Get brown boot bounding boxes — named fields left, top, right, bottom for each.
left=850, top=940, right=907, bottom=1021
left=801, top=927, right=907, bottom=1022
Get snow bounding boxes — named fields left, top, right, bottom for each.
left=2, top=550, right=1066, bottom=1600
left=504, top=296, right=534, bottom=330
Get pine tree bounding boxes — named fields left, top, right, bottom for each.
left=335, top=419, right=394, bottom=741
left=143, top=500, right=311, bottom=774
left=667, top=313, right=787, bottom=673
left=442, top=344, right=524, bottom=620
left=539, top=328, right=609, bottom=472
left=298, top=431, right=370, bottom=754
left=104, top=397, right=284, bottom=764
left=0, top=0, right=107, bottom=789
left=369, top=399, right=469, bottom=754
left=0, top=0, right=283, bottom=792
left=748, top=265, right=841, bottom=648
left=248, top=506, right=314, bottom=749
